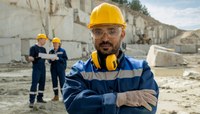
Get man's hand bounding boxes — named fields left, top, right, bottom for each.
left=51, top=57, right=59, bottom=61
left=28, top=56, right=34, bottom=62
left=116, top=90, right=158, bottom=111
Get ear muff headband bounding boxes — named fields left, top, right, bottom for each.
left=91, top=51, right=101, bottom=69
left=91, top=51, right=118, bottom=70
left=106, top=54, right=117, bottom=71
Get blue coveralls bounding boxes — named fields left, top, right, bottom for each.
left=49, top=47, right=68, bottom=96
left=29, top=44, right=46, bottom=103
left=62, top=54, right=159, bottom=114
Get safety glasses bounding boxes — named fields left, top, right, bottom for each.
left=91, top=26, right=122, bottom=39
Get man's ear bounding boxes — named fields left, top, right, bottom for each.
left=120, top=30, right=126, bottom=40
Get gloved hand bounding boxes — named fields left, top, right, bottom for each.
left=116, top=90, right=158, bottom=111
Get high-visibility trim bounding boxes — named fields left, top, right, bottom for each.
left=80, top=69, right=143, bottom=80
left=29, top=91, right=37, bottom=95
left=38, top=90, right=44, bottom=93
left=56, top=52, right=63, bottom=54
left=53, top=87, right=58, bottom=90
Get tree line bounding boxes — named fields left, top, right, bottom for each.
left=111, top=0, right=150, bottom=16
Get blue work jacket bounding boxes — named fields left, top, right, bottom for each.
left=29, top=44, right=46, bottom=69
left=63, top=55, right=159, bottom=114
left=49, top=47, right=68, bottom=70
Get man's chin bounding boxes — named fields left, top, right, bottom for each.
left=99, top=49, right=112, bottom=55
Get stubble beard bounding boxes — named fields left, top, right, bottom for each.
left=95, top=41, right=121, bottom=56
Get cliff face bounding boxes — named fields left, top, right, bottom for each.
left=120, top=4, right=182, bottom=44
left=93, top=0, right=182, bottom=44
left=168, top=29, right=200, bottom=45
left=0, top=0, right=183, bottom=63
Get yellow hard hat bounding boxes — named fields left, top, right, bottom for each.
left=88, top=3, right=126, bottom=29
left=52, top=37, right=61, bottom=43
left=36, top=34, right=48, bottom=40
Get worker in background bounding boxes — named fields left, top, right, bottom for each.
left=62, top=3, right=159, bottom=114
left=49, top=37, right=68, bottom=101
left=28, top=34, right=48, bottom=108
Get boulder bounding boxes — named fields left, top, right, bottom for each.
left=183, top=70, right=200, bottom=80
left=147, top=45, right=184, bottom=67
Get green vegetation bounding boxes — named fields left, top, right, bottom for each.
left=111, top=0, right=150, bottom=16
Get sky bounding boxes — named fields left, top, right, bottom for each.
left=138, top=0, right=200, bottom=30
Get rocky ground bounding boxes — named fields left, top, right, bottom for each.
left=0, top=54, right=200, bottom=114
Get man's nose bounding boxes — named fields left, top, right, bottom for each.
left=101, top=33, right=109, bottom=41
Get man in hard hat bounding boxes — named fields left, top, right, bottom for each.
left=28, top=34, right=48, bottom=108
left=62, top=3, right=159, bottom=114
left=49, top=37, right=68, bottom=101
